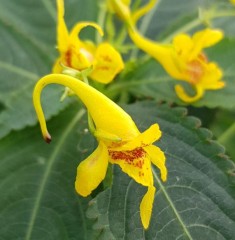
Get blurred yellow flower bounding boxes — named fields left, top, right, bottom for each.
left=109, top=0, right=225, bottom=102
left=33, top=73, right=167, bottom=229
left=54, top=0, right=124, bottom=83
left=129, top=28, right=225, bottom=103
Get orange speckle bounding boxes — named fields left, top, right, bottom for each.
left=187, top=53, right=207, bottom=84
left=102, top=55, right=112, bottom=62
left=109, top=147, right=146, bottom=168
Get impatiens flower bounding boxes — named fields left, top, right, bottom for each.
left=33, top=73, right=167, bottom=229
left=54, top=0, right=124, bottom=83
left=109, top=0, right=225, bottom=102
left=129, top=28, right=225, bottom=103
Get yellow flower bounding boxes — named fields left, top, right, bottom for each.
left=33, top=73, right=167, bottom=229
left=109, top=0, right=225, bottom=102
left=129, top=28, right=225, bottom=103
left=54, top=0, right=124, bottom=83
left=230, top=0, right=235, bottom=4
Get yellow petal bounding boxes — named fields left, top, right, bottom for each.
left=189, top=28, right=223, bottom=61
left=175, top=84, right=204, bottom=103
left=108, top=0, right=132, bottom=24
left=200, top=62, right=225, bottom=90
left=115, top=123, right=161, bottom=151
left=140, top=186, right=156, bottom=229
left=52, top=57, right=63, bottom=73
left=90, top=42, right=124, bottom=83
left=70, top=46, right=93, bottom=70
left=192, top=28, right=223, bottom=48
left=145, top=145, right=167, bottom=182
left=33, top=74, right=139, bottom=142
left=61, top=22, right=104, bottom=71
left=56, top=0, right=69, bottom=53
left=173, top=34, right=193, bottom=60
left=109, top=148, right=153, bottom=186
left=132, top=0, right=158, bottom=24
left=75, top=142, right=109, bottom=197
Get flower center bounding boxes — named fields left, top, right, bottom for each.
left=187, top=53, right=207, bottom=85
left=64, top=45, right=94, bottom=70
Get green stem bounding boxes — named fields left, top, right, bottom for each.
left=96, top=0, right=107, bottom=43
left=82, top=74, right=90, bottom=85
left=218, top=123, right=235, bottom=146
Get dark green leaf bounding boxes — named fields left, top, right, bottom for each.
left=0, top=104, right=96, bottom=240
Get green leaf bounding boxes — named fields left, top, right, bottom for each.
left=141, top=0, right=201, bottom=39
left=88, top=101, right=235, bottom=239
left=87, top=189, right=115, bottom=240
left=110, top=38, right=235, bottom=109
left=210, top=109, right=235, bottom=160
left=0, top=104, right=96, bottom=240
left=0, top=0, right=98, bottom=139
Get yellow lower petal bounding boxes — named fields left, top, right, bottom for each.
left=201, top=62, right=225, bottom=90
left=109, top=148, right=153, bottom=187
left=75, top=142, right=109, bottom=197
left=90, top=42, right=124, bottom=83
left=145, top=145, right=167, bottom=182
left=140, top=186, right=156, bottom=229
left=175, top=84, right=204, bottom=103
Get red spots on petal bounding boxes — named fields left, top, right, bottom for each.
left=98, top=66, right=110, bottom=71
left=65, top=49, right=72, bottom=67
left=101, top=55, right=112, bottom=63
left=138, top=171, right=144, bottom=177
left=109, top=147, right=146, bottom=169
left=63, top=46, right=93, bottom=70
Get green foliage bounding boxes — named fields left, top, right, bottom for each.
left=0, top=105, right=95, bottom=240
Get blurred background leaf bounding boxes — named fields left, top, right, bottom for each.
left=0, top=103, right=97, bottom=240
